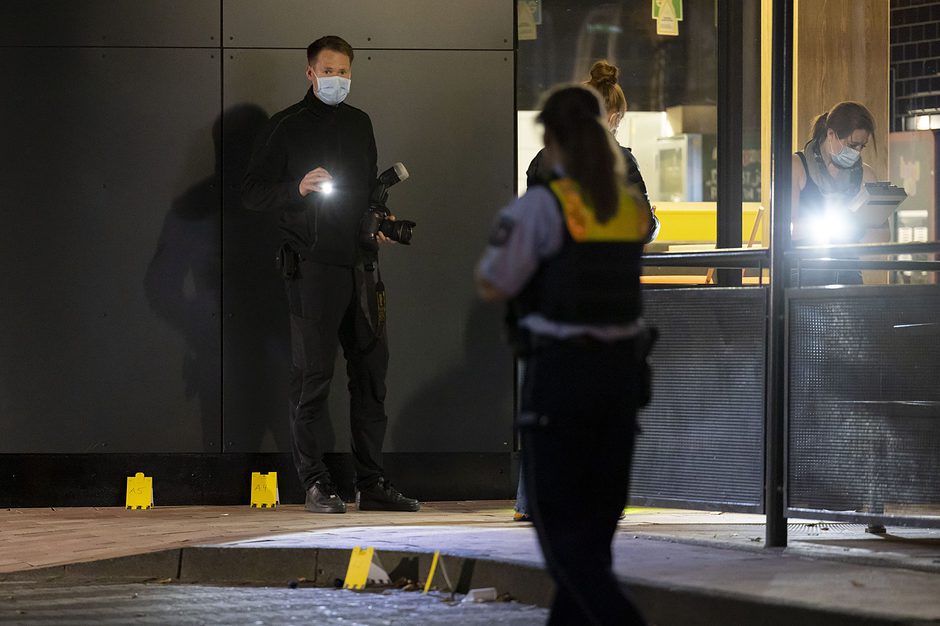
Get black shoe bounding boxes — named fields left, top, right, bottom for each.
left=357, top=478, right=420, bottom=512
left=305, top=480, right=346, bottom=514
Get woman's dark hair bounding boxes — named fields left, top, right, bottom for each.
left=810, top=101, right=877, bottom=151
left=537, top=85, right=623, bottom=223
left=307, top=35, right=355, bottom=65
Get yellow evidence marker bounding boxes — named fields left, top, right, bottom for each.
left=343, top=546, right=375, bottom=590
left=125, top=472, right=153, bottom=510
left=343, top=546, right=391, bottom=590
left=250, top=471, right=279, bottom=508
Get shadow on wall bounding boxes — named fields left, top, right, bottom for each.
left=391, top=302, right=513, bottom=452
left=143, top=119, right=222, bottom=451
left=143, top=104, right=290, bottom=453
left=221, top=104, right=292, bottom=454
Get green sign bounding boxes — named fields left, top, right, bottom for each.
left=652, top=0, right=683, bottom=21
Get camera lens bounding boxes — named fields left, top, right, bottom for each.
left=380, top=219, right=415, bottom=245
left=392, top=221, right=413, bottom=244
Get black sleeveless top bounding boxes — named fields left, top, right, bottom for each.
left=795, top=152, right=826, bottom=216
left=794, top=147, right=865, bottom=244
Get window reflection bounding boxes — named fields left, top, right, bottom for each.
left=890, top=0, right=940, bottom=283
left=516, top=0, right=764, bottom=282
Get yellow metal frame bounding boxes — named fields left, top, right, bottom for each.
left=654, top=202, right=765, bottom=244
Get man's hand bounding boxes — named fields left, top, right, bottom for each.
left=377, top=214, right=396, bottom=244
left=298, top=167, right=333, bottom=197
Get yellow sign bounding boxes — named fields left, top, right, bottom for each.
left=517, top=0, right=537, bottom=41
left=653, top=0, right=682, bottom=37
left=125, top=472, right=153, bottom=510
left=343, top=546, right=375, bottom=590
left=250, top=471, right=279, bottom=508
left=343, top=546, right=391, bottom=590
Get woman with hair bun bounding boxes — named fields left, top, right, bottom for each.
left=512, top=61, right=658, bottom=526
left=791, top=101, right=880, bottom=285
left=527, top=60, right=659, bottom=241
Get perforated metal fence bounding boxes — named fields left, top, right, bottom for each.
left=787, top=285, right=940, bottom=526
left=630, top=287, right=766, bottom=512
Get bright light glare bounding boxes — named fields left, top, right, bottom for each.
left=321, top=181, right=334, bottom=195
left=808, top=210, right=851, bottom=245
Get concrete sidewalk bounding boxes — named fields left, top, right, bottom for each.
left=3, top=504, right=940, bottom=625
left=205, top=521, right=940, bottom=625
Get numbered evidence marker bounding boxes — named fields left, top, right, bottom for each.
left=343, top=546, right=391, bottom=590
left=250, top=471, right=279, bottom=508
left=125, top=472, right=153, bottom=510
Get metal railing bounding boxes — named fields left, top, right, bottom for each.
left=642, top=247, right=769, bottom=269
left=642, top=242, right=940, bottom=275
left=640, top=240, right=940, bottom=547
left=787, top=241, right=940, bottom=258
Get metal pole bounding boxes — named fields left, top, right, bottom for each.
left=766, top=0, right=794, bottom=548
left=716, top=0, right=744, bottom=287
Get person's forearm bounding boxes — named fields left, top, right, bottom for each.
left=242, top=174, right=303, bottom=213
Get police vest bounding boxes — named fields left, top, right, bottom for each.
left=518, top=177, right=650, bottom=325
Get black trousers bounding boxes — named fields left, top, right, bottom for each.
left=286, top=259, right=388, bottom=490
left=520, top=338, right=647, bottom=626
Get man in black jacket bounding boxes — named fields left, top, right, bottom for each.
left=243, top=35, right=419, bottom=514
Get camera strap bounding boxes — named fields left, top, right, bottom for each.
left=357, top=260, right=386, bottom=355
left=376, top=270, right=386, bottom=329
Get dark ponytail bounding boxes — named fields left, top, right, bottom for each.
left=537, top=85, right=624, bottom=223
left=810, top=101, right=877, bottom=151
left=810, top=112, right=830, bottom=143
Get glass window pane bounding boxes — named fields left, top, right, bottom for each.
left=790, top=0, right=940, bottom=285
left=516, top=0, right=718, bottom=275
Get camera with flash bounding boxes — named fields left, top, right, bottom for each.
left=360, top=162, right=416, bottom=251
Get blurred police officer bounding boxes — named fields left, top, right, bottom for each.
left=477, top=85, right=653, bottom=625
left=243, top=35, right=419, bottom=514
left=513, top=59, right=659, bottom=523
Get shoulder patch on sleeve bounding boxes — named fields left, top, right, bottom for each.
left=488, top=215, right=515, bottom=247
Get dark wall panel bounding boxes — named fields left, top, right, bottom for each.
left=788, top=286, right=940, bottom=518
left=223, top=0, right=513, bottom=50
left=631, top=288, right=766, bottom=511
left=0, top=48, right=221, bottom=453
left=0, top=1, right=219, bottom=47
left=1, top=3, right=516, bottom=464
left=221, top=49, right=516, bottom=453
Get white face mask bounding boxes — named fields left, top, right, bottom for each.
left=315, top=74, right=351, bottom=106
left=829, top=134, right=860, bottom=169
